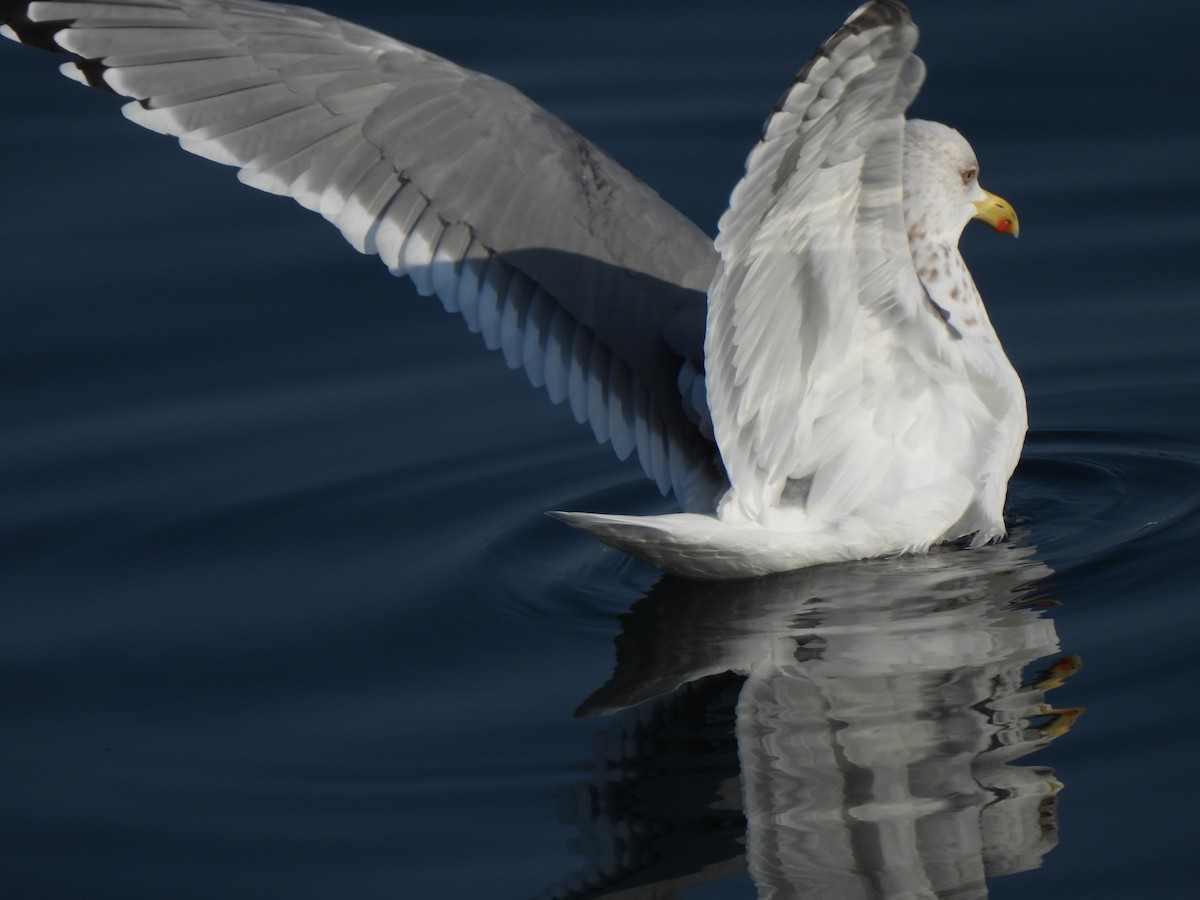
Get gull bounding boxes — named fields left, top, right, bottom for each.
left=1, top=0, right=1023, bottom=579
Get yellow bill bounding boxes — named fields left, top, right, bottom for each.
left=973, top=190, right=1019, bottom=237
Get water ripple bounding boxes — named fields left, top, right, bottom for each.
left=1014, top=428, right=1200, bottom=572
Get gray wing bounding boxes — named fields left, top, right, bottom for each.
left=0, top=0, right=723, bottom=510
left=704, top=0, right=943, bottom=519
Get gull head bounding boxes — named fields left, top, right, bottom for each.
left=902, top=119, right=1019, bottom=243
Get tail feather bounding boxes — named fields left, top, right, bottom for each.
left=548, top=510, right=863, bottom=580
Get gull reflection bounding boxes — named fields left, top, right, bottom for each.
left=543, top=540, right=1081, bottom=898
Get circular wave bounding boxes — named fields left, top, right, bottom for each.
left=1013, top=428, right=1200, bottom=572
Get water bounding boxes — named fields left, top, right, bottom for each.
left=1, top=1, right=1198, bottom=897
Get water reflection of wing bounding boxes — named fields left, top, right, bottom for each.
left=543, top=541, right=1081, bottom=899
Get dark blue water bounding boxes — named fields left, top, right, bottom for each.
left=2, top=1, right=1198, bottom=897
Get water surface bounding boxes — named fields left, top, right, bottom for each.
left=2, top=1, right=1199, bottom=897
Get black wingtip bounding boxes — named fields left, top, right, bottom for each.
left=2, top=3, right=74, bottom=54
left=2, top=3, right=119, bottom=94
left=67, top=56, right=117, bottom=92
left=764, top=0, right=915, bottom=131
left=850, top=0, right=913, bottom=30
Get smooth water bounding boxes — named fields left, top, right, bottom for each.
left=2, top=1, right=1198, bottom=897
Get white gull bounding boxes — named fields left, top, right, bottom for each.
left=1, top=0, right=1022, bottom=579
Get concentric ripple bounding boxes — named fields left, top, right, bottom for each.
left=1012, top=428, right=1200, bottom=572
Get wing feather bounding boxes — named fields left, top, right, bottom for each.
left=585, top=339, right=611, bottom=446
left=606, top=358, right=636, bottom=462
left=2, top=0, right=723, bottom=509
left=375, top=182, right=423, bottom=274
left=519, top=287, right=553, bottom=389
left=454, top=238, right=489, bottom=333
left=475, top=253, right=510, bottom=351
left=704, top=0, right=942, bottom=520
left=565, top=322, right=591, bottom=425
left=542, top=306, right=574, bottom=405
left=428, top=221, right=471, bottom=312
left=498, top=270, right=534, bottom=370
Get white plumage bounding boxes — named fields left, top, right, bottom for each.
left=1, top=0, right=1023, bottom=579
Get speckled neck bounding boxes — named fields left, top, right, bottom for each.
left=907, top=226, right=998, bottom=347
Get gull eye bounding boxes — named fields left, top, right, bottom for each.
left=961, top=167, right=978, bottom=185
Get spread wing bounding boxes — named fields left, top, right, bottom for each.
left=705, top=0, right=954, bottom=519
left=0, top=0, right=723, bottom=510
